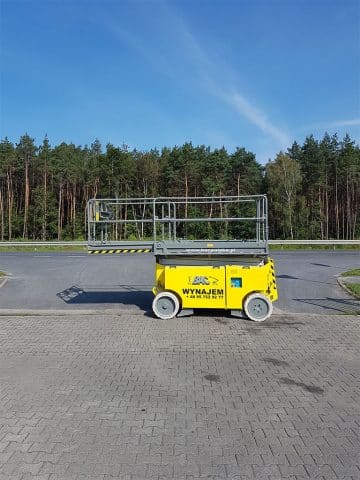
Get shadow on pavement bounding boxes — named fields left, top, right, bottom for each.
left=57, top=284, right=153, bottom=310
left=277, top=274, right=299, bottom=279
left=277, top=275, right=336, bottom=286
left=57, top=286, right=360, bottom=316
left=310, top=263, right=331, bottom=267
left=294, top=296, right=360, bottom=314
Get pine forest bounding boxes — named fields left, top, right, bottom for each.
left=0, top=133, right=359, bottom=241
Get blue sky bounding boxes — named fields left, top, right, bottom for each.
left=1, top=0, right=359, bottom=163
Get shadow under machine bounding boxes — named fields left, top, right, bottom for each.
left=87, top=195, right=278, bottom=321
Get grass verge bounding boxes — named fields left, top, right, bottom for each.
left=0, top=245, right=87, bottom=253
left=269, top=244, right=359, bottom=251
left=344, top=283, right=360, bottom=299
left=0, top=271, right=5, bottom=277
left=341, top=268, right=360, bottom=276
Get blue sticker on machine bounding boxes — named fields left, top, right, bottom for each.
left=231, top=277, right=242, bottom=288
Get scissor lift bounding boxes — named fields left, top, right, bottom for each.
left=87, top=195, right=277, bottom=321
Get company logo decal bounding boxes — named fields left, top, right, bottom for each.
left=188, top=275, right=219, bottom=285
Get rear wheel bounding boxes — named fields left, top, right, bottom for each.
left=152, top=291, right=180, bottom=319
left=244, top=293, right=272, bottom=322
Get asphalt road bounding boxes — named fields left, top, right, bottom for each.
left=0, top=251, right=359, bottom=315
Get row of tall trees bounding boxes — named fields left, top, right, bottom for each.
left=267, top=134, right=359, bottom=239
left=0, top=133, right=358, bottom=240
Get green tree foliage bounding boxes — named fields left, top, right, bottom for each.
left=283, top=133, right=360, bottom=239
left=0, top=133, right=358, bottom=240
left=266, top=153, right=302, bottom=239
left=16, top=134, right=37, bottom=239
left=229, top=147, right=263, bottom=196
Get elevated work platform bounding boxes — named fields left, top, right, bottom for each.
left=87, top=195, right=269, bottom=258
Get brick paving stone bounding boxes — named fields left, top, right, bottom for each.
left=20, top=475, right=51, bottom=480
left=0, top=312, right=359, bottom=479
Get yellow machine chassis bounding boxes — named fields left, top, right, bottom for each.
left=152, top=257, right=277, bottom=320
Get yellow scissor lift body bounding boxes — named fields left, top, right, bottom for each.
left=87, top=195, right=278, bottom=321
left=154, top=260, right=277, bottom=311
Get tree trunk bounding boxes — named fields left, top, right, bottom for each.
left=73, top=183, right=77, bottom=238
left=319, top=187, right=323, bottom=240
left=289, top=206, right=294, bottom=240
left=42, top=156, right=47, bottom=240
left=325, top=172, right=329, bottom=239
left=346, top=173, right=350, bottom=239
left=58, top=185, right=62, bottom=240
left=6, top=171, right=13, bottom=240
left=335, top=170, right=339, bottom=239
left=0, top=187, right=4, bottom=241
left=184, top=174, right=188, bottom=219
left=23, top=154, right=30, bottom=238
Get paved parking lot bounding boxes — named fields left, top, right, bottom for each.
left=0, top=312, right=359, bottom=479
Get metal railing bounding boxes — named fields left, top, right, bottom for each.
left=0, top=240, right=359, bottom=247
left=86, top=195, right=269, bottom=256
left=87, top=195, right=268, bottom=242
left=269, top=240, right=360, bottom=246
left=0, top=241, right=87, bottom=246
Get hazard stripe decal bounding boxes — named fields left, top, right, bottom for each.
left=89, top=249, right=151, bottom=254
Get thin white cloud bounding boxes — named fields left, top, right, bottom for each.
left=223, top=92, right=290, bottom=147
left=102, top=1, right=290, bottom=149
left=160, top=4, right=290, bottom=148
left=326, top=119, right=360, bottom=128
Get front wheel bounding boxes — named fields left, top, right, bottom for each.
left=152, top=291, right=180, bottom=319
left=243, top=293, right=273, bottom=322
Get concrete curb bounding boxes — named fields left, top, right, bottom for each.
left=0, top=276, right=7, bottom=289
left=336, top=276, right=360, bottom=300
left=0, top=308, right=147, bottom=317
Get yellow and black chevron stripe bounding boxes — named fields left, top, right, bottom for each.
left=89, top=249, right=151, bottom=254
